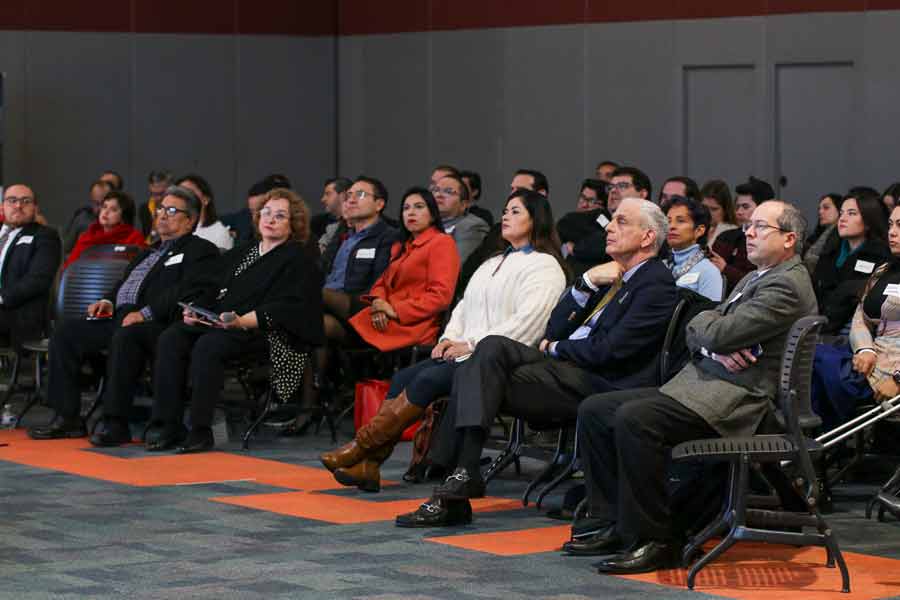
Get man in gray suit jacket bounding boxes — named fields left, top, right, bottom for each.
left=563, top=200, right=817, bottom=574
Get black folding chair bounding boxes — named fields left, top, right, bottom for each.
left=672, top=315, right=850, bottom=593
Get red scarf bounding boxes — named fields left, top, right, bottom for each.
left=63, top=222, right=146, bottom=270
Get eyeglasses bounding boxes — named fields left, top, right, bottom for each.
left=260, top=207, right=290, bottom=222
left=746, top=220, right=789, bottom=235
left=156, top=205, right=190, bottom=217
left=606, top=182, right=634, bottom=192
left=578, top=193, right=602, bottom=205
left=429, top=185, right=460, bottom=197
left=4, top=196, right=35, bottom=206
left=349, top=189, right=378, bottom=201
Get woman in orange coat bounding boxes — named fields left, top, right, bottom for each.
left=348, top=187, right=459, bottom=350
left=62, top=190, right=146, bottom=270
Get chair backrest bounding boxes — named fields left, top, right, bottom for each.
left=659, top=297, right=688, bottom=384
left=54, top=253, right=135, bottom=322
left=777, top=314, right=828, bottom=433
left=658, top=287, right=719, bottom=384
left=80, top=243, right=143, bottom=262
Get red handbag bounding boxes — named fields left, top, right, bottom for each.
left=354, top=379, right=419, bottom=441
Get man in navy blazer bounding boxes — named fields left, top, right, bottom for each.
left=396, top=198, right=678, bottom=526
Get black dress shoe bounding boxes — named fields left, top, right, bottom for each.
left=145, top=424, right=187, bottom=452
left=27, top=416, right=87, bottom=440
left=175, top=428, right=215, bottom=454
left=433, top=467, right=486, bottom=500
left=89, top=420, right=133, bottom=447
left=594, top=540, right=679, bottom=574
left=395, top=496, right=473, bottom=528
left=562, top=525, right=622, bottom=556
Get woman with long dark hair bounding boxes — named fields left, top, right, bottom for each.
left=319, top=189, right=568, bottom=491
left=63, top=190, right=146, bottom=269
left=812, top=187, right=891, bottom=335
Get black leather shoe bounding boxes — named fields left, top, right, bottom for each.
left=175, top=428, right=215, bottom=454
left=145, top=424, right=187, bottom=452
left=594, top=540, right=679, bottom=574
left=89, top=420, right=132, bottom=447
left=27, top=416, right=87, bottom=440
left=562, top=525, right=622, bottom=556
left=433, top=467, right=486, bottom=500
left=395, top=497, right=473, bottom=528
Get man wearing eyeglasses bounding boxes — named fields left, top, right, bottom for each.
left=432, top=173, right=489, bottom=265
left=566, top=200, right=816, bottom=575
left=28, top=185, right=218, bottom=443
left=0, top=184, right=62, bottom=351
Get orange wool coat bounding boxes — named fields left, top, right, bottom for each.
left=349, top=227, right=460, bottom=351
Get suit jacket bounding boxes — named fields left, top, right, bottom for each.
left=546, top=257, right=678, bottom=391
left=321, top=218, right=399, bottom=295
left=191, top=241, right=325, bottom=350
left=446, top=212, right=490, bottom=265
left=0, top=222, right=62, bottom=344
left=349, top=228, right=459, bottom=351
left=109, top=233, right=219, bottom=324
left=660, top=254, right=818, bottom=437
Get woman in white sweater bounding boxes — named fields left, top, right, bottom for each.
left=320, top=189, right=569, bottom=491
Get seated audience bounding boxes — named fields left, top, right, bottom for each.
left=803, top=193, right=841, bottom=273
left=709, top=176, right=774, bottom=292
left=221, top=174, right=291, bottom=243
left=347, top=187, right=459, bottom=351
left=882, top=183, right=900, bottom=211
left=99, top=170, right=124, bottom=191
left=176, top=174, right=233, bottom=251
left=63, top=190, right=146, bottom=270
left=557, top=179, right=610, bottom=276
left=63, top=180, right=111, bottom=253
left=149, top=188, right=324, bottom=453
left=657, top=176, right=700, bottom=212
left=313, top=177, right=350, bottom=250
left=0, top=184, right=61, bottom=350
left=665, top=196, right=723, bottom=301
left=812, top=188, right=890, bottom=335
left=813, top=204, right=900, bottom=429
left=139, top=170, right=173, bottom=243
left=700, top=179, right=738, bottom=247
left=563, top=200, right=814, bottom=574
left=595, top=160, right=618, bottom=182
left=460, top=170, right=493, bottom=227
left=319, top=189, right=568, bottom=492
left=28, top=186, right=217, bottom=442
left=395, top=197, right=677, bottom=526
left=431, top=173, right=489, bottom=264
left=572, top=178, right=607, bottom=213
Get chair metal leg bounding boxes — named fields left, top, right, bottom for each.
left=83, top=376, right=107, bottom=434
left=683, top=461, right=738, bottom=566
left=535, top=429, right=579, bottom=509
left=242, top=388, right=274, bottom=450
left=523, top=427, right=567, bottom=507
left=483, top=419, right=524, bottom=484
left=3, top=352, right=21, bottom=406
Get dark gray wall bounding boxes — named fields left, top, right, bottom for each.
left=337, top=11, right=900, bottom=225
left=0, top=31, right=335, bottom=226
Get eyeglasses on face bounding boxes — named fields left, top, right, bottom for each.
left=607, top=181, right=634, bottom=192
left=348, top=189, right=378, bottom=201
left=428, top=185, right=460, bottom=197
left=4, top=196, right=35, bottom=206
left=746, top=220, right=789, bottom=234
left=260, top=207, right=290, bottom=222
left=156, top=205, right=190, bottom=217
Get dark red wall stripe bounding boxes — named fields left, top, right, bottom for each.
left=0, top=0, right=898, bottom=36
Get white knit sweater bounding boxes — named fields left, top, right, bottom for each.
left=441, top=250, right=567, bottom=356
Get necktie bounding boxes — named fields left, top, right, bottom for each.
left=581, top=279, right=623, bottom=326
left=0, top=227, right=14, bottom=286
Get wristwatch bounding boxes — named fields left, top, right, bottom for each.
left=893, top=370, right=900, bottom=386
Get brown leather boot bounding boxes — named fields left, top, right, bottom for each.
left=319, top=395, right=400, bottom=472
left=330, top=394, right=425, bottom=491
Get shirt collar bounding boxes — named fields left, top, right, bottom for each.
left=504, top=243, right=534, bottom=256
left=622, top=259, right=648, bottom=283
left=671, top=244, right=701, bottom=264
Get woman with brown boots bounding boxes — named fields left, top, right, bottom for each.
left=320, top=189, right=570, bottom=494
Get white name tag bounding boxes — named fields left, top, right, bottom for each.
left=444, top=225, right=456, bottom=235
left=885, top=284, right=900, bottom=298
left=356, top=248, right=376, bottom=259
left=16, top=235, right=33, bottom=245
left=164, top=253, right=184, bottom=266
left=727, top=291, right=743, bottom=305
left=677, top=272, right=700, bottom=285
left=855, top=260, right=875, bottom=274
left=596, top=214, right=610, bottom=228
left=114, top=245, right=126, bottom=252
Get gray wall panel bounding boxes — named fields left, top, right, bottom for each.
left=0, top=31, right=27, bottom=189
left=25, top=32, right=132, bottom=225
left=860, top=11, right=900, bottom=192
left=236, top=35, right=336, bottom=206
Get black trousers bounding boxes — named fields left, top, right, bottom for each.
left=48, top=316, right=165, bottom=419
left=387, top=357, right=461, bottom=408
left=577, top=387, right=717, bottom=547
left=430, top=335, right=599, bottom=467
left=151, top=323, right=267, bottom=429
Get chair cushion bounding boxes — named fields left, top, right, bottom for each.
left=672, top=434, right=823, bottom=462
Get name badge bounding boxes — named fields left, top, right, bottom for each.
left=596, top=214, right=610, bottom=228
left=15, top=235, right=34, bottom=245
left=855, top=259, right=875, bottom=274
left=727, top=292, right=743, bottom=305
left=114, top=245, right=126, bottom=252
left=164, top=253, right=184, bottom=266
left=677, top=272, right=700, bottom=285
left=884, top=284, right=900, bottom=298
left=444, top=225, right=456, bottom=234
left=356, top=248, right=376, bottom=259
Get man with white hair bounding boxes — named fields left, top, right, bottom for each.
left=395, top=198, right=678, bottom=526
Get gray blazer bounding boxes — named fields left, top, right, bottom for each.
left=660, top=255, right=817, bottom=438
left=445, top=213, right=490, bottom=265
